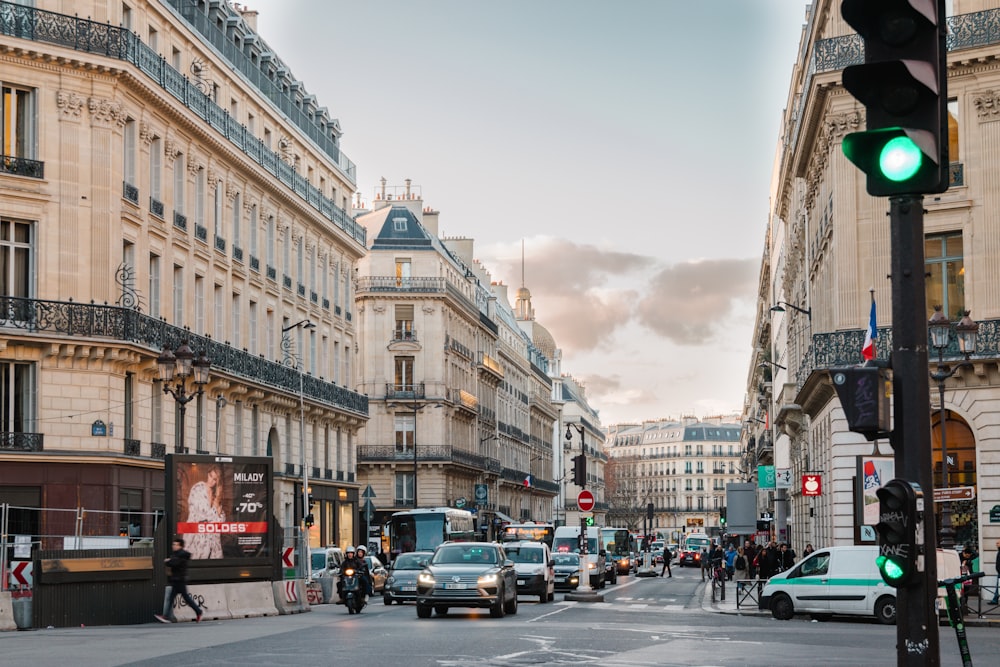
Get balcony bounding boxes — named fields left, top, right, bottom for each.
left=385, top=382, right=425, bottom=402
left=0, top=296, right=369, bottom=417
left=173, top=212, right=187, bottom=231
left=214, top=235, right=227, bottom=253
left=195, top=224, right=208, bottom=242
left=124, top=438, right=140, bottom=456
left=122, top=181, right=139, bottom=204
left=149, top=197, right=164, bottom=219
left=1, top=154, right=44, bottom=178
left=0, top=432, right=43, bottom=452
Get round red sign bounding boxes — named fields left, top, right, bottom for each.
left=577, top=489, right=595, bottom=512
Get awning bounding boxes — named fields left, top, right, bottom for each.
left=494, top=511, right=515, bottom=524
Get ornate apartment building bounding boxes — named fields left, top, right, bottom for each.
left=605, top=417, right=743, bottom=539
left=353, top=185, right=563, bottom=535
left=0, top=0, right=368, bottom=550
left=744, top=0, right=1000, bottom=561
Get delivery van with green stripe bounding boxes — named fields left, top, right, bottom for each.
left=760, top=545, right=960, bottom=624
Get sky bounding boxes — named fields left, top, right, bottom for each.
left=247, top=0, right=812, bottom=426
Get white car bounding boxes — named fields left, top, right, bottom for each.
left=503, top=541, right=555, bottom=602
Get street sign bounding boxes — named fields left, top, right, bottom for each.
left=990, top=505, right=1000, bottom=523
left=775, top=468, right=792, bottom=489
left=474, top=484, right=488, bottom=503
left=362, top=484, right=376, bottom=499
left=577, top=489, right=595, bottom=512
left=363, top=498, right=376, bottom=522
left=9, top=561, right=32, bottom=588
left=932, top=486, right=975, bottom=502
left=455, top=497, right=467, bottom=509
left=282, top=547, right=294, bottom=569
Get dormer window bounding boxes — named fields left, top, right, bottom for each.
left=393, top=217, right=408, bottom=232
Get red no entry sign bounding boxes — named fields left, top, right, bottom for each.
left=577, top=489, right=595, bottom=512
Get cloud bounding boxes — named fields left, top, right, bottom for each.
left=635, top=258, right=758, bottom=345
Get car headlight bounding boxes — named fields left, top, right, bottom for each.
left=385, top=576, right=395, bottom=585
left=477, top=573, right=499, bottom=585
left=587, top=562, right=597, bottom=570
left=417, top=572, right=435, bottom=585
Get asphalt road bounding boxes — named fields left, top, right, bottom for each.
left=4, top=566, right=998, bottom=667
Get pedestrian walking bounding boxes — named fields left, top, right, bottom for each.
left=660, top=547, right=672, bottom=578
left=700, top=548, right=710, bottom=581
left=734, top=546, right=748, bottom=581
left=802, top=543, right=815, bottom=559
left=744, top=540, right=758, bottom=579
left=777, top=543, right=796, bottom=572
left=724, top=544, right=737, bottom=580
left=155, top=537, right=204, bottom=623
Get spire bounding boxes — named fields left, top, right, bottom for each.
left=515, top=238, right=534, bottom=320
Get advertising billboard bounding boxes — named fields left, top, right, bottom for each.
left=166, top=454, right=273, bottom=563
left=856, top=455, right=895, bottom=528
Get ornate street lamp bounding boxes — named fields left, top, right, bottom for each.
left=927, top=306, right=978, bottom=549
left=157, top=340, right=211, bottom=454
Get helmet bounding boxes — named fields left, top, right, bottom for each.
left=356, top=544, right=367, bottom=554
left=345, top=545, right=355, bottom=554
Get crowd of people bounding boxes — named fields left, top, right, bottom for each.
left=699, top=539, right=812, bottom=581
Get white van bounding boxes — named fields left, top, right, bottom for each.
left=552, top=526, right=606, bottom=589
left=760, top=545, right=961, bottom=624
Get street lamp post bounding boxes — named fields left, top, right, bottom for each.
left=927, top=307, right=978, bottom=550
left=282, top=319, right=315, bottom=578
left=157, top=340, right=211, bottom=454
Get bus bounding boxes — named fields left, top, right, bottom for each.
left=385, top=507, right=477, bottom=560
left=601, top=527, right=636, bottom=574
left=500, top=522, right=555, bottom=548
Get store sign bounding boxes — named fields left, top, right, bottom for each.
left=802, top=475, right=822, bottom=496
left=758, top=465, right=776, bottom=490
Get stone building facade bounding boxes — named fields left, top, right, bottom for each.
left=0, top=0, right=368, bottom=551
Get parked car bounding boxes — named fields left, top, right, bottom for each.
left=553, top=552, right=582, bottom=591
left=415, top=541, right=518, bottom=618
left=504, top=541, right=555, bottom=602
left=383, top=550, right=433, bottom=604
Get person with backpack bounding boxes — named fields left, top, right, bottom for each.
left=734, top=546, right=748, bottom=581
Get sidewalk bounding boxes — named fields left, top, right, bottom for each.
left=701, top=578, right=1000, bottom=627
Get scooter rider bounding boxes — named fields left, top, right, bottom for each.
left=355, top=544, right=374, bottom=597
left=338, top=546, right=366, bottom=603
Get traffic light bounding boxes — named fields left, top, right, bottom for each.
left=584, top=515, right=595, bottom=527
left=830, top=366, right=891, bottom=441
left=304, top=513, right=315, bottom=528
left=840, top=0, right=948, bottom=196
left=720, top=506, right=727, bottom=527
left=874, top=479, right=922, bottom=587
left=646, top=502, right=654, bottom=523
left=571, top=454, right=587, bottom=488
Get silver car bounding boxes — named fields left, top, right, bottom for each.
left=383, top=551, right=432, bottom=604
left=415, top=542, right=518, bottom=618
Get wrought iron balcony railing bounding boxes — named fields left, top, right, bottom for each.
left=1, top=154, right=43, bottom=178
left=0, top=432, right=43, bottom=451
left=0, top=296, right=368, bottom=417
left=0, top=0, right=364, bottom=247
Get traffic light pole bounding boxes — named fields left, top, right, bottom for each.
left=888, top=194, right=939, bottom=666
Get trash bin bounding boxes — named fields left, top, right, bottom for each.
left=11, top=591, right=32, bottom=630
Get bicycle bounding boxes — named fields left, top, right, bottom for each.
left=939, top=570, right=984, bottom=667
left=709, top=560, right=726, bottom=602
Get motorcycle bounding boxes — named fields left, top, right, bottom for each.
left=341, top=567, right=366, bottom=614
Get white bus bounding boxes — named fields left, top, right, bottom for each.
left=385, top=507, right=477, bottom=560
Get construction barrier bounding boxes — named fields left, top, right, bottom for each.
left=272, top=579, right=309, bottom=615
left=0, top=592, right=16, bottom=631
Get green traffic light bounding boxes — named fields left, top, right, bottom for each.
left=876, top=554, right=905, bottom=582
left=879, top=136, right=922, bottom=182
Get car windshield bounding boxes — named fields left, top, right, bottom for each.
left=433, top=545, right=497, bottom=565
left=553, top=554, right=580, bottom=566
left=506, top=547, right=544, bottom=564
left=392, top=553, right=426, bottom=570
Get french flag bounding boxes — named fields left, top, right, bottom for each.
left=523, top=475, right=532, bottom=488
left=862, top=298, right=877, bottom=361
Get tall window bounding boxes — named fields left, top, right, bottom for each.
left=266, top=216, right=275, bottom=268
left=232, top=192, right=241, bottom=250
left=395, top=304, right=414, bottom=339
left=282, top=227, right=291, bottom=277
left=395, top=472, right=414, bottom=506
left=0, top=219, right=32, bottom=299
left=214, top=284, right=224, bottom=341
left=173, top=152, right=185, bottom=218
left=2, top=84, right=34, bottom=160
left=123, top=118, right=136, bottom=187
left=149, top=136, right=162, bottom=203
left=149, top=253, right=160, bottom=317
left=214, top=181, right=223, bottom=237
left=172, top=264, right=183, bottom=325
left=394, top=356, right=414, bottom=391
left=195, top=167, right=206, bottom=227
left=948, top=98, right=959, bottom=164
left=395, top=258, right=411, bottom=287
left=296, top=234, right=304, bottom=285
left=925, top=232, right=964, bottom=318
left=0, top=362, right=34, bottom=435
left=195, top=275, right=205, bottom=334
left=249, top=205, right=258, bottom=260
left=231, top=292, right=241, bottom=348
left=248, top=300, right=258, bottom=355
